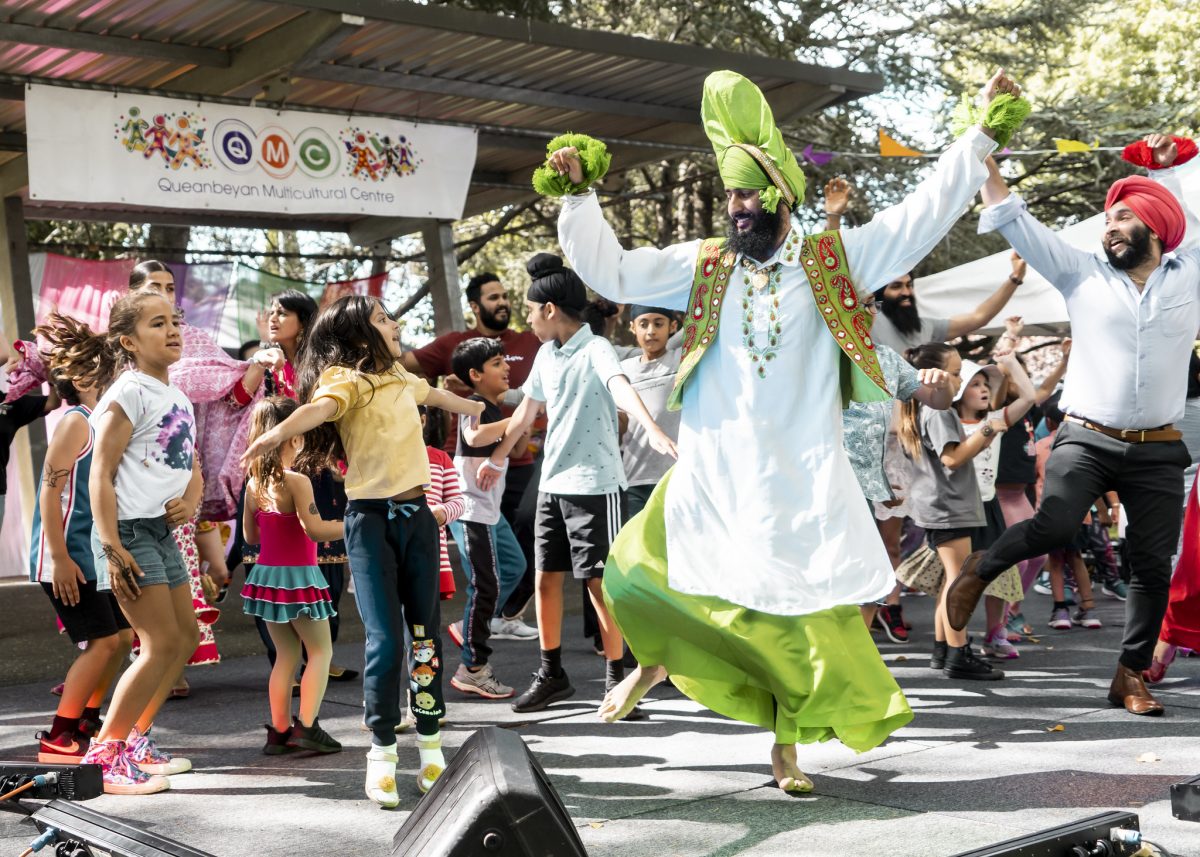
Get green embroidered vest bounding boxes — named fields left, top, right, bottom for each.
left=667, top=229, right=891, bottom=411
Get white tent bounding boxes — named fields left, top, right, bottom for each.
left=915, top=158, right=1200, bottom=335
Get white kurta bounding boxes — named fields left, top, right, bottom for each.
left=560, top=128, right=997, bottom=615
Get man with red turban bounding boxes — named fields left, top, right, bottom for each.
left=946, top=134, right=1200, bottom=717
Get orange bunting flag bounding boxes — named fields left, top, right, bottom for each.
left=1054, top=138, right=1097, bottom=154
left=879, top=130, right=924, bottom=158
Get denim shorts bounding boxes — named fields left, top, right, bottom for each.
left=92, top=516, right=189, bottom=592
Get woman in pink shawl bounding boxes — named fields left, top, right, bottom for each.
left=15, top=260, right=282, bottom=688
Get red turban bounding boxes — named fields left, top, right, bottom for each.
left=1105, top=176, right=1186, bottom=253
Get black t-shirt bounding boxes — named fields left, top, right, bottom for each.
left=996, top=404, right=1040, bottom=486
left=456, top=394, right=504, bottom=458
left=0, top=394, right=48, bottom=495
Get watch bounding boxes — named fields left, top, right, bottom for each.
left=981, top=424, right=996, bottom=438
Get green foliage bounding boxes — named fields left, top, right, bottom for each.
left=530, top=134, right=612, bottom=197
left=950, top=93, right=1032, bottom=150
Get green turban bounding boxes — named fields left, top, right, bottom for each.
left=702, top=70, right=806, bottom=214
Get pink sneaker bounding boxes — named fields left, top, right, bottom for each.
left=81, top=739, right=170, bottom=795
left=126, top=727, right=192, bottom=775
left=982, top=630, right=1020, bottom=660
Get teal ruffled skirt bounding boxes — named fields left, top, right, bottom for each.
left=604, top=470, right=912, bottom=750
left=242, top=564, right=336, bottom=624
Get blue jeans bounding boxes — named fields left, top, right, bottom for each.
left=346, top=499, right=444, bottom=743
left=449, top=516, right=526, bottom=615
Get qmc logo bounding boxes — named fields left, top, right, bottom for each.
left=212, top=119, right=340, bottom=179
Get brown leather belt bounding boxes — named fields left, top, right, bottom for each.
left=1065, top=415, right=1182, bottom=443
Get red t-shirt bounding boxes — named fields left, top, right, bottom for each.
left=410, top=327, right=542, bottom=463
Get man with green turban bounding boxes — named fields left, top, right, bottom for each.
left=524, top=68, right=1024, bottom=792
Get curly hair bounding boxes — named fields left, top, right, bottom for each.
left=246, top=397, right=300, bottom=506
left=33, top=312, right=116, bottom=406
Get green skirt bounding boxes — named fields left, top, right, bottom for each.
left=604, top=470, right=912, bottom=750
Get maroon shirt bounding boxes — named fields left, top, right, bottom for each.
left=410, top=327, right=542, bottom=464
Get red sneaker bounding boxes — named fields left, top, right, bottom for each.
left=37, top=729, right=88, bottom=764
left=874, top=604, right=909, bottom=643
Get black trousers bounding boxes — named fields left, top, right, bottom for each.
left=978, top=422, right=1188, bottom=670
left=498, top=460, right=537, bottom=618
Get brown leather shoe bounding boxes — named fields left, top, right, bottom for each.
left=945, top=550, right=988, bottom=632
left=1107, top=663, right=1165, bottom=716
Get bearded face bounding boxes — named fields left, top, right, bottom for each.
left=1103, top=218, right=1153, bottom=271
left=877, top=275, right=922, bottom=336
left=725, top=190, right=786, bottom=262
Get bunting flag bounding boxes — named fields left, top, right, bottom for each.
left=1053, top=138, right=1098, bottom=154
left=800, top=143, right=834, bottom=166
left=879, top=130, right=925, bottom=158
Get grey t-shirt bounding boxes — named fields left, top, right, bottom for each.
left=906, top=407, right=984, bottom=530
left=619, top=350, right=681, bottom=487
left=871, top=313, right=950, bottom=354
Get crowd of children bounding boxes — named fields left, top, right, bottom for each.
left=7, top=244, right=1192, bottom=807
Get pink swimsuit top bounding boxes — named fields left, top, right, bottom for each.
left=256, top=510, right=318, bottom=566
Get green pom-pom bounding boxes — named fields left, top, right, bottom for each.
left=950, top=92, right=1032, bottom=150
left=531, top=133, right=611, bottom=197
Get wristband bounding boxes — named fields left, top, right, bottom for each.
left=1008, top=276, right=1023, bottom=285
left=482, top=459, right=505, bottom=472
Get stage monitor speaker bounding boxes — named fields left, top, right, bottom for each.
left=392, top=726, right=587, bottom=857
left=0, top=762, right=103, bottom=809
left=32, top=800, right=217, bottom=857
left=1172, top=774, right=1200, bottom=822
left=950, top=811, right=1142, bottom=857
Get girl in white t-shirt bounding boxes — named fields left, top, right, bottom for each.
left=955, top=355, right=1037, bottom=659
left=82, top=292, right=202, bottom=796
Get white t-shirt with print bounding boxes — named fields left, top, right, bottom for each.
left=960, top=408, right=1007, bottom=502
left=91, top=370, right=196, bottom=520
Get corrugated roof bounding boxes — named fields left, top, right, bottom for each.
left=0, top=0, right=882, bottom=233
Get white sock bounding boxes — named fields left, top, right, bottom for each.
left=416, top=732, right=445, bottom=794
left=365, top=742, right=399, bottom=808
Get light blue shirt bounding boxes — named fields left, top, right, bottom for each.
left=842, top=345, right=921, bottom=502
left=523, top=325, right=627, bottom=496
left=979, top=168, right=1200, bottom=429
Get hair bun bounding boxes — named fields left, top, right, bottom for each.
left=527, top=252, right=565, bottom=280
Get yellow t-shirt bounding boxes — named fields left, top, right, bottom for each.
left=312, top=365, right=431, bottom=500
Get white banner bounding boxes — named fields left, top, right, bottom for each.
left=26, top=84, right=478, bottom=220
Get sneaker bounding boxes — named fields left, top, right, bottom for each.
left=489, top=616, right=539, bottom=641
left=288, top=717, right=342, bottom=753
left=1049, top=607, right=1072, bottom=630
left=82, top=739, right=170, bottom=795
left=1032, top=571, right=1052, bottom=596
left=944, top=645, right=1004, bottom=681
left=126, top=727, right=191, bottom=775
left=262, top=724, right=298, bottom=755
left=447, top=621, right=464, bottom=648
left=451, top=664, right=515, bottom=699
left=1072, top=609, right=1102, bottom=629
left=37, top=729, right=88, bottom=764
left=1005, top=611, right=1032, bottom=639
left=982, top=631, right=1020, bottom=660
left=874, top=604, right=909, bottom=644
left=76, top=716, right=103, bottom=743
left=592, top=634, right=604, bottom=656
left=1102, top=580, right=1128, bottom=601
left=511, top=670, right=575, bottom=713
left=930, top=640, right=948, bottom=670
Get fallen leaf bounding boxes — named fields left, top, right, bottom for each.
left=1026, top=636, right=1041, bottom=644
left=895, top=655, right=908, bottom=663
left=1046, top=724, right=1065, bottom=732
left=1136, top=752, right=1160, bottom=763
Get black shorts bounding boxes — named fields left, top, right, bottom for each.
left=41, top=581, right=130, bottom=645
left=534, top=492, right=626, bottom=579
left=925, top=527, right=975, bottom=549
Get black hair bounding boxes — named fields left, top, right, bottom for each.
left=128, top=259, right=175, bottom=290
left=583, top=298, right=621, bottom=335
left=898, top=343, right=958, bottom=459
left=1189, top=349, right=1200, bottom=399
left=1044, top=392, right=1064, bottom=427
left=466, top=273, right=501, bottom=307
left=527, top=253, right=588, bottom=319
left=238, top=340, right=262, bottom=361
left=294, top=295, right=399, bottom=470
left=272, top=289, right=319, bottom=335
left=451, top=337, right=504, bottom=389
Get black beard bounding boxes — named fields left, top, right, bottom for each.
left=478, top=305, right=510, bottom=330
left=1103, top=223, right=1153, bottom=271
left=879, top=293, right=922, bottom=335
left=726, top=206, right=784, bottom=262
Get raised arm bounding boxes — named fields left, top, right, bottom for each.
left=978, top=155, right=1091, bottom=292
left=824, top=177, right=852, bottom=232
left=1035, top=339, right=1071, bottom=404
left=1143, top=134, right=1200, bottom=254
left=996, top=353, right=1037, bottom=425
left=947, top=254, right=1024, bottom=339
left=425, top=386, right=486, bottom=423
left=240, top=399, right=338, bottom=468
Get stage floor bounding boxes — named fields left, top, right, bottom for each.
left=1, top=583, right=1198, bottom=857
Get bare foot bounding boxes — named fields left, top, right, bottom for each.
left=770, top=743, right=814, bottom=795
left=598, top=664, right=667, bottom=722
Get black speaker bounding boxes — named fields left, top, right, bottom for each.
left=950, top=811, right=1143, bottom=856
left=1172, top=774, right=1200, bottom=822
left=392, top=726, right=587, bottom=857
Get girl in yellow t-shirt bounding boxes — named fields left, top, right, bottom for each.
left=242, top=295, right=483, bottom=808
